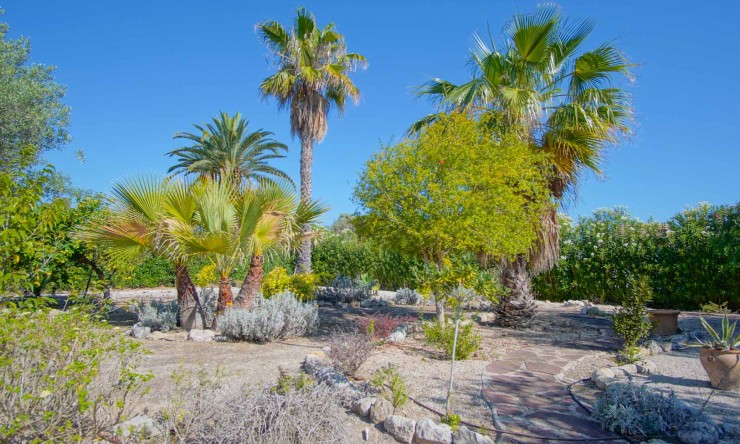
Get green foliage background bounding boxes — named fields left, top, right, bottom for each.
left=534, top=203, right=740, bottom=310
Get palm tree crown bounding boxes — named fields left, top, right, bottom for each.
left=257, top=7, right=367, bottom=146
left=166, top=112, right=291, bottom=187
left=415, top=4, right=633, bottom=198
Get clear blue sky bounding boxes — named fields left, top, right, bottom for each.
left=5, top=1, right=739, bottom=224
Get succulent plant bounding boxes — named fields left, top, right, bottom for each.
left=695, top=313, right=740, bottom=350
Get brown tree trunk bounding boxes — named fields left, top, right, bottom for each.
left=295, top=137, right=313, bottom=274
left=175, top=264, right=205, bottom=330
left=236, top=254, right=263, bottom=309
left=217, top=276, right=234, bottom=313
left=495, top=256, right=537, bottom=328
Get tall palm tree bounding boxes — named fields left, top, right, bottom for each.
left=257, top=7, right=367, bottom=273
left=414, top=5, right=634, bottom=326
left=166, top=112, right=292, bottom=187
left=75, top=176, right=207, bottom=330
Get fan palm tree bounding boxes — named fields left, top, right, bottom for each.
left=166, top=112, right=292, bottom=186
left=75, top=176, right=207, bottom=330
left=257, top=7, right=367, bottom=273
left=414, top=4, right=634, bottom=326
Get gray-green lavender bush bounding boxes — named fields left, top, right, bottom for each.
left=217, top=293, right=318, bottom=342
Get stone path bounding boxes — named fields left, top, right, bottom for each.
left=482, top=317, right=626, bottom=443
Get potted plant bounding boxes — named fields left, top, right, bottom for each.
left=694, top=314, right=740, bottom=390
left=648, top=309, right=681, bottom=336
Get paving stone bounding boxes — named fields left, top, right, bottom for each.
left=524, top=361, right=563, bottom=375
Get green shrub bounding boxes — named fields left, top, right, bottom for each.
left=0, top=308, right=151, bottom=442
left=261, top=267, right=318, bottom=301
left=371, top=364, right=408, bottom=407
left=193, top=263, right=217, bottom=288
left=134, top=299, right=178, bottom=332
left=613, top=277, right=653, bottom=359
left=423, top=321, right=481, bottom=360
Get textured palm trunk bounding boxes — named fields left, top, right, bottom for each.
left=495, top=256, right=537, bottom=328
left=217, top=276, right=234, bottom=313
left=175, top=264, right=205, bottom=330
left=236, top=254, right=263, bottom=309
left=295, top=137, right=313, bottom=274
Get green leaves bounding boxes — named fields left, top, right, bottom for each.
left=697, top=314, right=739, bottom=350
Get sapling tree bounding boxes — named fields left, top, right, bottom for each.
left=354, top=113, right=551, bottom=324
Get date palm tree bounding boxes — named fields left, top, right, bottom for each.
left=414, top=5, right=634, bottom=326
left=257, top=7, right=366, bottom=273
left=75, top=176, right=207, bottom=330
left=166, top=112, right=291, bottom=187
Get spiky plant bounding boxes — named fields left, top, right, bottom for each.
left=257, top=7, right=366, bottom=273
left=414, top=4, right=633, bottom=327
left=696, top=314, right=740, bottom=350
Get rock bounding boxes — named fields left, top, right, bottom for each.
left=387, top=325, right=408, bottom=343
left=351, top=397, right=376, bottom=417
left=594, top=375, right=618, bottom=390
left=147, top=331, right=168, bottom=340
left=648, top=340, right=664, bottom=355
left=384, top=415, right=416, bottom=443
left=476, top=312, right=496, bottom=323
left=414, top=418, right=453, bottom=444
left=678, top=421, right=720, bottom=444
left=641, top=440, right=671, bottom=444
left=131, top=324, right=151, bottom=339
left=369, top=397, right=393, bottom=423
left=378, top=299, right=388, bottom=307
left=363, top=428, right=371, bottom=441
left=187, top=329, right=215, bottom=342
left=636, top=360, right=657, bottom=375
left=612, top=364, right=638, bottom=378
left=303, top=354, right=324, bottom=375
left=360, top=299, right=373, bottom=308
left=720, top=423, right=740, bottom=438
left=591, top=367, right=616, bottom=380
left=113, top=415, right=163, bottom=438
left=453, top=426, right=495, bottom=444
left=563, top=300, right=585, bottom=307
left=660, top=342, right=673, bottom=352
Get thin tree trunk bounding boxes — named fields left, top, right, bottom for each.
left=435, top=292, right=446, bottom=325
left=495, top=256, right=537, bottom=328
left=295, top=137, right=313, bottom=274
left=175, top=264, right=205, bottom=330
left=217, top=276, right=234, bottom=313
left=236, top=254, right=263, bottom=309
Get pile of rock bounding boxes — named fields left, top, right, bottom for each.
left=591, top=361, right=656, bottom=390
left=351, top=396, right=493, bottom=444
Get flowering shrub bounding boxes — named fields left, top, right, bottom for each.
left=261, top=267, right=318, bottom=301
left=534, top=203, right=740, bottom=310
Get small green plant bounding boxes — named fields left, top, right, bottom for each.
left=441, top=413, right=461, bottom=431
left=616, top=345, right=644, bottom=365
left=694, top=313, right=739, bottom=350
left=272, top=368, right=315, bottom=395
left=700, top=301, right=730, bottom=314
left=366, top=318, right=376, bottom=337
left=371, top=364, right=408, bottom=407
left=423, top=320, right=481, bottom=360
left=612, top=276, right=653, bottom=362
left=193, top=263, right=218, bottom=287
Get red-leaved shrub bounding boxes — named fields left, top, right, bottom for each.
left=355, top=314, right=415, bottom=340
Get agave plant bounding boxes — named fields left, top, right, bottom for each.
left=696, top=314, right=740, bottom=350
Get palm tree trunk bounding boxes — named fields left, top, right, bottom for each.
left=236, top=254, right=263, bottom=309
left=295, top=137, right=313, bottom=274
left=175, top=264, right=205, bottom=330
left=217, top=276, right=234, bottom=313
left=495, top=256, right=537, bottom=328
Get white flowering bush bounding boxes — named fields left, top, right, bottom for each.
left=217, top=292, right=319, bottom=342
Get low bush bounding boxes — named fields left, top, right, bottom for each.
left=217, top=293, right=318, bottom=342
left=327, top=329, right=375, bottom=377
left=613, top=276, right=653, bottom=361
left=193, top=263, right=218, bottom=288
left=592, top=382, right=691, bottom=437
left=0, top=308, right=151, bottom=443
left=371, top=364, right=408, bottom=407
left=394, top=287, right=422, bottom=305
left=135, top=299, right=178, bottom=332
left=423, top=320, right=481, bottom=360
left=159, top=367, right=348, bottom=443
left=261, top=267, right=318, bottom=301
left=317, top=275, right=373, bottom=302
left=356, top=314, right=414, bottom=340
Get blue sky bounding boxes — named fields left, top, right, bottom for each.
left=5, top=1, right=739, bottom=224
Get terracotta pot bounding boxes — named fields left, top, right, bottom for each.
left=699, top=347, right=740, bottom=390
left=648, top=309, right=680, bottom=336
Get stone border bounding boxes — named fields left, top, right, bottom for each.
left=302, top=354, right=495, bottom=444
